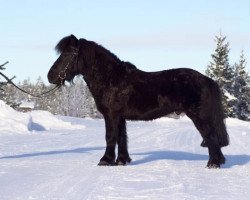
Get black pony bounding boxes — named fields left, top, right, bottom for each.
left=48, top=35, right=229, bottom=168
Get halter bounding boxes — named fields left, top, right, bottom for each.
left=58, top=47, right=79, bottom=84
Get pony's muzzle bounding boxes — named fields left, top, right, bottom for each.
left=47, top=69, right=57, bottom=84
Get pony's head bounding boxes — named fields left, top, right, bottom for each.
left=48, top=35, right=79, bottom=85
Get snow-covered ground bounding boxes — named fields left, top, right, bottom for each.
left=0, top=101, right=249, bottom=200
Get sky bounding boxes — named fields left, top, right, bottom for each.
left=1, top=0, right=250, bottom=84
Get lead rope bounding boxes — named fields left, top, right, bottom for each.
left=0, top=71, right=61, bottom=98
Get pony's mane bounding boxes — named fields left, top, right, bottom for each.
left=55, top=35, right=78, bottom=54
left=93, top=42, right=120, bottom=63
left=78, top=39, right=120, bottom=63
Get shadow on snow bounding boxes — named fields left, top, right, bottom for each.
left=0, top=148, right=249, bottom=168
left=131, top=150, right=250, bottom=168
left=0, top=147, right=104, bottom=159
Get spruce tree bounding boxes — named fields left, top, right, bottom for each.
left=206, top=34, right=235, bottom=117
left=0, top=62, right=10, bottom=100
left=0, top=62, right=20, bottom=108
left=232, top=51, right=250, bottom=120
left=34, top=76, right=48, bottom=110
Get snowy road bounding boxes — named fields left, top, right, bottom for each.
left=0, top=103, right=249, bottom=199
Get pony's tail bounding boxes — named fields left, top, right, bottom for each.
left=211, top=81, right=230, bottom=147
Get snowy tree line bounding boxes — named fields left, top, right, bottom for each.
left=0, top=75, right=101, bottom=118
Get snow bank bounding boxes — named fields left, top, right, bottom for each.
left=0, top=100, right=85, bottom=134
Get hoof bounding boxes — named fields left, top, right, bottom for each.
left=207, top=163, right=220, bottom=169
left=116, top=160, right=127, bottom=166
left=98, top=160, right=115, bottom=166
left=115, top=157, right=132, bottom=166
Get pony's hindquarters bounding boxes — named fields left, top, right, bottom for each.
left=187, top=77, right=229, bottom=167
left=209, top=79, right=229, bottom=147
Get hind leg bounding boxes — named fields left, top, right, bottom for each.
left=116, top=118, right=132, bottom=165
left=190, top=117, right=225, bottom=168
left=205, top=135, right=226, bottom=168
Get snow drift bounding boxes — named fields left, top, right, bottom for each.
left=0, top=100, right=85, bottom=134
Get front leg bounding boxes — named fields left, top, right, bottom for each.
left=116, top=118, right=132, bottom=165
left=98, top=116, right=119, bottom=166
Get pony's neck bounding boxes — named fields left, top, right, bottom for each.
left=79, top=56, right=120, bottom=99
left=78, top=40, right=138, bottom=98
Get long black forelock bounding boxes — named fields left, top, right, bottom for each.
left=55, top=34, right=78, bottom=54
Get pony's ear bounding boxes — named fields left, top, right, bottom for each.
left=55, top=34, right=78, bottom=54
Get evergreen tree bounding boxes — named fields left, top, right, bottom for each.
left=0, top=62, right=20, bottom=108
left=206, top=34, right=235, bottom=117
left=232, top=51, right=250, bottom=120
left=34, top=76, right=49, bottom=110
left=246, top=78, right=250, bottom=119
left=0, top=62, right=11, bottom=103
left=1, top=84, right=19, bottom=107
left=57, top=77, right=101, bottom=118
left=0, top=62, right=9, bottom=92
left=45, top=87, right=62, bottom=115
left=44, top=76, right=101, bottom=118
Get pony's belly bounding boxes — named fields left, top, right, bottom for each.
left=124, top=107, right=174, bottom=121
